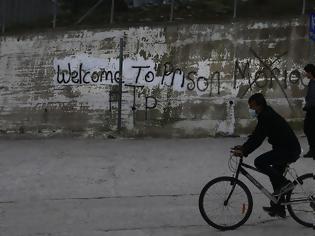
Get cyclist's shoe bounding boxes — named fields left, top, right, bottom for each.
left=262, top=206, right=286, bottom=218
left=262, top=206, right=274, bottom=212
left=273, top=180, right=294, bottom=196
left=269, top=209, right=286, bottom=218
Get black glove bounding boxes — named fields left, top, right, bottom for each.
left=231, top=145, right=244, bottom=157
left=232, top=145, right=243, bottom=150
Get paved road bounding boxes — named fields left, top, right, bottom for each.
left=0, top=137, right=313, bottom=235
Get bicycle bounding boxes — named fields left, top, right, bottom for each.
left=198, top=153, right=315, bottom=230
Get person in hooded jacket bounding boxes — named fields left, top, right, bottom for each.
left=302, top=64, right=315, bottom=159
left=231, top=93, right=301, bottom=218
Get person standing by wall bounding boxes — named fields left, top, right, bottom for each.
left=302, top=64, right=315, bottom=159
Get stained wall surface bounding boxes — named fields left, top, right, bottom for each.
left=0, top=17, right=311, bottom=137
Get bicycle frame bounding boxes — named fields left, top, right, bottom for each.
left=199, top=156, right=315, bottom=230
left=224, top=158, right=315, bottom=209
left=225, top=157, right=314, bottom=208
left=232, top=157, right=280, bottom=204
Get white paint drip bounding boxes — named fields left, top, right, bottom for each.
left=216, top=100, right=235, bottom=135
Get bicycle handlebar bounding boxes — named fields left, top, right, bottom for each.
left=230, top=149, right=244, bottom=158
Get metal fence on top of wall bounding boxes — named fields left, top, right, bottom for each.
left=0, top=0, right=314, bottom=34
left=0, top=0, right=55, bottom=33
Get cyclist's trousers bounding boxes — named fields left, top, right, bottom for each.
left=254, top=149, right=299, bottom=193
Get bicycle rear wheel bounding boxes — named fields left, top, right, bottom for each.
left=199, top=176, right=253, bottom=230
left=286, top=173, right=315, bottom=228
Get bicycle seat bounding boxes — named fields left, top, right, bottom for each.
left=284, top=160, right=297, bottom=169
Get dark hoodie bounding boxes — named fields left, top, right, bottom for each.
left=305, top=79, right=315, bottom=110
left=304, top=64, right=315, bottom=110
left=242, top=106, right=301, bottom=157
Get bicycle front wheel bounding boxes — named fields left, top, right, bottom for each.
left=199, top=176, right=253, bottom=230
left=286, top=173, right=315, bottom=228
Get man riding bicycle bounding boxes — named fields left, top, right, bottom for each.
left=231, top=93, right=301, bottom=218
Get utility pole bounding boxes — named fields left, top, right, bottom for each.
left=302, top=0, right=306, bottom=15
left=170, top=0, right=174, bottom=22
left=110, top=0, right=115, bottom=24
left=233, top=0, right=237, bottom=18
left=52, top=0, right=57, bottom=29
left=1, top=0, right=6, bottom=33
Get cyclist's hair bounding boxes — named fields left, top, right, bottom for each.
left=248, top=93, right=267, bottom=108
left=304, top=64, right=315, bottom=78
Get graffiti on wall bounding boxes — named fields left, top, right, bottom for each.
left=55, top=62, right=221, bottom=95
left=34, top=102, right=89, bottom=112
left=234, top=48, right=307, bottom=110
left=51, top=49, right=308, bottom=119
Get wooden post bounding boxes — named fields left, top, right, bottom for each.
left=117, top=37, right=124, bottom=131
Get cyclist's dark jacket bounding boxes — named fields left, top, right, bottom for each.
left=305, top=80, right=315, bottom=110
left=242, top=106, right=301, bottom=157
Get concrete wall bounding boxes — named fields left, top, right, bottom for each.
left=0, top=17, right=311, bottom=137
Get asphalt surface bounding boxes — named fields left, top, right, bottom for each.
left=0, top=137, right=313, bottom=236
